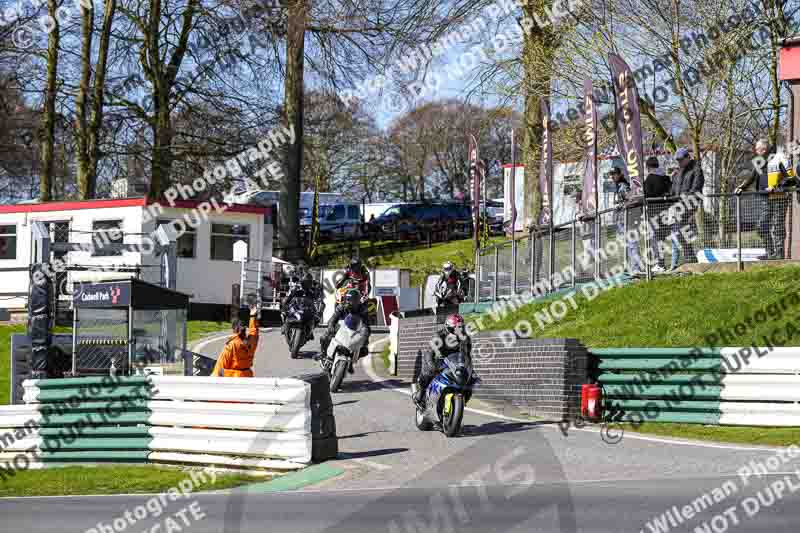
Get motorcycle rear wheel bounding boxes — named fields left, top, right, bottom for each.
left=415, top=407, right=433, bottom=431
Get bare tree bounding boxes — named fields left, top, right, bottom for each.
left=75, top=0, right=118, bottom=199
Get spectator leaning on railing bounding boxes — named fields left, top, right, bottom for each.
left=669, top=147, right=704, bottom=269
left=643, top=156, right=672, bottom=273
left=735, top=138, right=797, bottom=260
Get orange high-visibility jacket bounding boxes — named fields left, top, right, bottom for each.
left=212, top=317, right=259, bottom=377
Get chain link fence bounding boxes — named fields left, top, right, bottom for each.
left=473, top=191, right=799, bottom=303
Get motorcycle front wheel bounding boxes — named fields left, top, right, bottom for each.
left=442, top=393, right=465, bottom=437
left=289, top=327, right=303, bottom=358
left=330, top=359, right=347, bottom=392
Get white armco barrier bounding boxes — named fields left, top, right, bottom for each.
left=717, top=347, right=800, bottom=426
left=148, top=401, right=310, bottom=433
left=0, top=404, right=41, bottom=428
left=147, top=376, right=313, bottom=470
left=720, top=374, right=800, bottom=402
left=149, top=376, right=310, bottom=404
left=720, top=347, right=800, bottom=373
left=148, top=427, right=312, bottom=463
left=719, top=403, right=800, bottom=426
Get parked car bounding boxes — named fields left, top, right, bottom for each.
left=367, top=202, right=472, bottom=238
left=485, top=199, right=504, bottom=234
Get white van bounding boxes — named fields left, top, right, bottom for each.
left=299, top=192, right=361, bottom=239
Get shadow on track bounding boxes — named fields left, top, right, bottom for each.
left=336, top=448, right=409, bottom=460
left=460, top=420, right=545, bottom=437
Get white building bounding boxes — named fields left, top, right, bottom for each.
left=0, top=197, right=272, bottom=320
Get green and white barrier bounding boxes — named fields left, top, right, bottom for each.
left=0, top=375, right=312, bottom=473
left=596, top=347, right=800, bottom=426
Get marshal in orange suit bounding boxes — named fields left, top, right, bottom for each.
left=212, top=303, right=260, bottom=377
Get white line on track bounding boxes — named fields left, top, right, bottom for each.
left=349, top=458, right=393, bottom=471
left=359, top=337, right=791, bottom=452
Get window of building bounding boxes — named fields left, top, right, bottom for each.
left=211, top=223, right=250, bottom=261
left=0, top=225, right=16, bottom=260
left=92, top=220, right=124, bottom=257
left=348, top=206, right=360, bottom=219
left=157, top=220, right=196, bottom=259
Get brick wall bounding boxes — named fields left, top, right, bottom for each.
left=395, top=314, right=590, bottom=420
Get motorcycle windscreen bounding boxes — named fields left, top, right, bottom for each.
left=335, top=314, right=367, bottom=352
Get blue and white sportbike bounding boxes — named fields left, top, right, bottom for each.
left=411, top=352, right=478, bottom=437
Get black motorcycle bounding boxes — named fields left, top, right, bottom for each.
left=283, top=295, right=316, bottom=358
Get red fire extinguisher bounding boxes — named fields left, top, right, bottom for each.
left=581, top=383, right=602, bottom=421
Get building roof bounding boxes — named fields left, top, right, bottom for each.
left=0, top=197, right=271, bottom=215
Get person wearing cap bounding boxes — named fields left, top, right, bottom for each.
left=609, top=167, right=644, bottom=275
left=734, top=138, right=796, bottom=260
left=643, top=156, right=672, bottom=273
left=668, top=147, right=704, bottom=269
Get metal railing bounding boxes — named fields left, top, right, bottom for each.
left=474, top=190, right=798, bottom=303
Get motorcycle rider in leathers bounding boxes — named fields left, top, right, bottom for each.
left=435, top=261, right=464, bottom=306
left=336, top=257, right=371, bottom=297
left=321, top=288, right=371, bottom=374
left=413, top=314, right=472, bottom=408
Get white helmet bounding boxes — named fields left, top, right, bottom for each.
left=443, top=261, right=454, bottom=274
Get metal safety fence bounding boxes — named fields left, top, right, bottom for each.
left=473, top=190, right=799, bottom=303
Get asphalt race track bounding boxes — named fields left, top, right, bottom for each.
left=3, top=328, right=800, bottom=532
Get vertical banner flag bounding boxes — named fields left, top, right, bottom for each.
left=510, top=129, right=517, bottom=233
left=539, top=98, right=553, bottom=227
left=581, top=79, right=598, bottom=216
left=469, top=134, right=480, bottom=247
left=609, top=53, right=645, bottom=196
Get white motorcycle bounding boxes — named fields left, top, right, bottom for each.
left=321, top=313, right=369, bottom=392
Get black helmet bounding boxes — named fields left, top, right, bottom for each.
left=349, top=257, right=362, bottom=271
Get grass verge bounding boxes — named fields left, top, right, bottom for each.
left=367, top=237, right=504, bottom=287
left=0, top=465, right=260, bottom=497
left=480, top=266, right=800, bottom=445
left=187, top=321, right=231, bottom=344
left=621, top=423, right=800, bottom=448
left=0, top=324, right=25, bottom=408
left=485, top=266, right=800, bottom=347
left=380, top=344, right=390, bottom=370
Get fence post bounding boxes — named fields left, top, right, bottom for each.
left=787, top=193, right=794, bottom=260
left=571, top=219, right=577, bottom=288
left=474, top=247, right=480, bottom=305
left=493, top=246, right=499, bottom=302
left=256, top=260, right=263, bottom=306
left=594, top=214, right=601, bottom=281
left=231, top=284, right=240, bottom=321
left=644, top=200, right=652, bottom=281
left=530, top=230, right=536, bottom=293
left=736, top=194, right=743, bottom=272
left=623, top=206, right=629, bottom=271
left=511, top=237, right=517, bottom=296
left=548, top=228, right=555, bottom=294
left=239, top=259, right=247, bottom=302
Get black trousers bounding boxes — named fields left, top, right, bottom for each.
left=757, top=196, right=788, bottom=258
